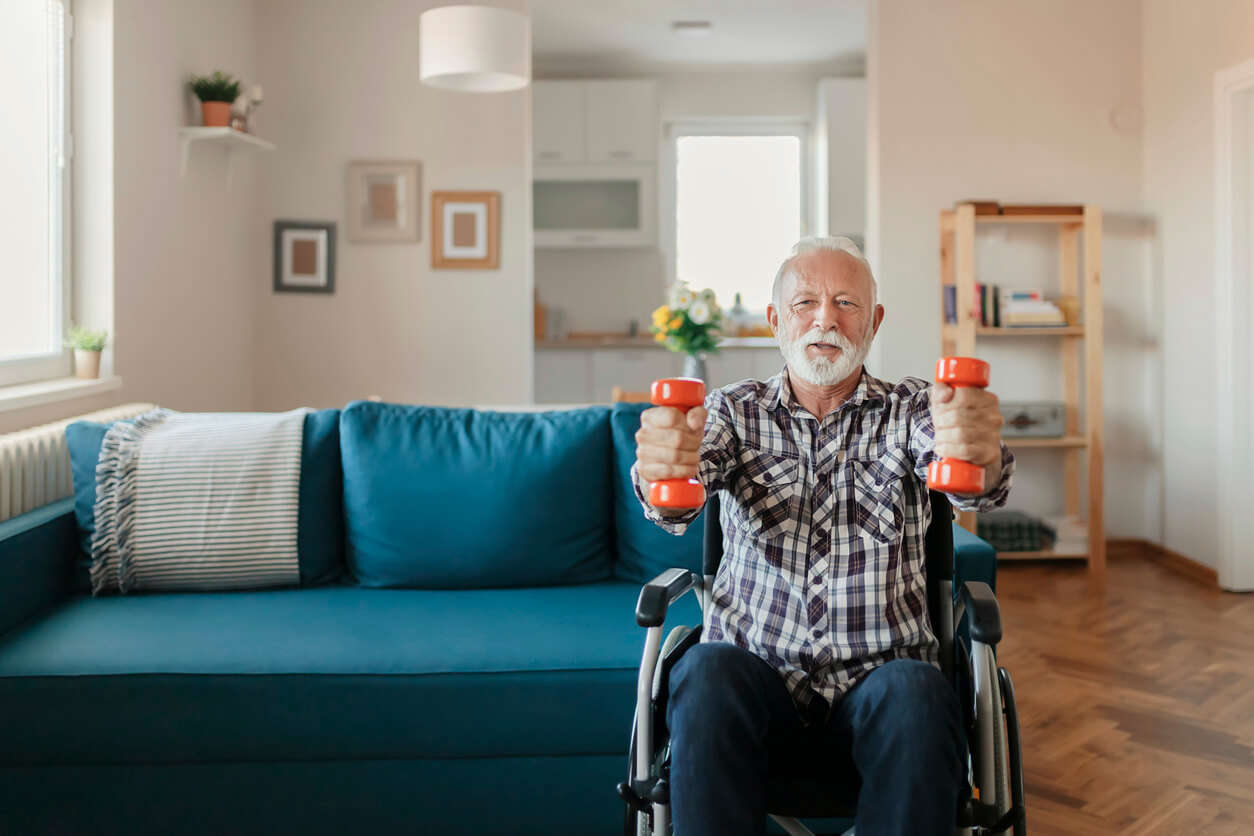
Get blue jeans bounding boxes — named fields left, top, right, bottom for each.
left=665, top=642, right=967, bottom=836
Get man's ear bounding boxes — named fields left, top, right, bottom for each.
left=767, top=304, right=778, bottom=336
left=871, top=304, right=885, bottom=338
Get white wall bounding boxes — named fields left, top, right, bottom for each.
left=534, top=68, right=827, bottom=336
left=868, top=0, right=1155, bottom=539
left=253, top=0, right=533, bottom=409
left=1142, top=0, right=1254, bottom=569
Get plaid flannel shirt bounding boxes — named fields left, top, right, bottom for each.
left=631, top=368, right=1014, bottom=727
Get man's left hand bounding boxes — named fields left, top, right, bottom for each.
left=930, top=382, right=1003, bottom=493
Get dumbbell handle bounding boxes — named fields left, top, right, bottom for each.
left=647, top=378, right=706, bottom=509
left=926, top=357, right=990, bottom=495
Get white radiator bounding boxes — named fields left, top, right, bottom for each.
left=0, top=403, right=157, bottom=523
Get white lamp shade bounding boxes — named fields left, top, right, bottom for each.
left=419, top=5, right=530, bottom=93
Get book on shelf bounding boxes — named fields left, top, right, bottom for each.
left=947, top=283, right=1069, bottom=327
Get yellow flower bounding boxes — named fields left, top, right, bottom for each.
left=651, top=305, right=671, bottom=328
left=654, top=332, right=666, bottom=343
left=668, top=317, right=683, bottom=330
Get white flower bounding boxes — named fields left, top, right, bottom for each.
left=689, top=299, right=712, bottom=325
left=700, top=288, right=717, bottom=304
left=669, top=283, right=694, bottom=309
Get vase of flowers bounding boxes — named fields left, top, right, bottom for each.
left=651, top=283, right=722, bottom=382
left=190, top=71, right=242, bottom=128
left=64, top=324, right=108, bottom=380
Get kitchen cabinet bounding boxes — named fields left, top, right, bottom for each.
left=532, top=81, right=585, bottom=164
left=534, top=347, right=783, bottom=404
left=531, top=80, right=657, bottom=165
left=584, top=80, right=657, bottom=163
left=533, top=164, right=655, bottom=248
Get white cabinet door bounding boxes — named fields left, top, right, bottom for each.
left=534, top=350, right=593, bottom=404
left=585, top=80, right=657, bottom=163
left=590, top=350, right=679, bottom=403
left=533, top=81, right=585, bottom=164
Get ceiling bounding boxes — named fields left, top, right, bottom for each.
left=530, top=0, right=866, bottom=75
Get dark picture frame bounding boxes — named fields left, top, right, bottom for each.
left=273, top=220, right=336, bottom=294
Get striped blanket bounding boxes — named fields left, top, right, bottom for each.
left=90, top=407, right=309, bottom=595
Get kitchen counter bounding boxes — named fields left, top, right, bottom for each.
left=536, top=336, right=778, bottom=350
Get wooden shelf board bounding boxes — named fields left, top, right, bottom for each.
left=998, top=549, right=1089, bottom=561
left=975, top=214, right=1085, bottom=225
left=977, top=326, right=1084, bottom=336
left=1007, top=436, right=1088, bottom=449
left=178, top=126, right=275, bottom=151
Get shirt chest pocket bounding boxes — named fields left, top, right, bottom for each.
left=735, top=450, right=802, bottom=542
left=845, top=448, right=913, bottom=544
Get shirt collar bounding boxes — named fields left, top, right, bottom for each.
left=764, top=366, right=889, bottom=415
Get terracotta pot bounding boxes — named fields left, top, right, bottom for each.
left=74, top=349, right=101, bottom=380
left=201, top=101, right=231, bottom=127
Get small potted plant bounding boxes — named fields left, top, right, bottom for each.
left=64, top=325, right=108, bottom=380
left=190, top=71, right=242, bottom=128
left=651, top=283, right=723, bottom=381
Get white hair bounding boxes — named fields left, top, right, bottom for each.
left=771, top=236, right=878, bottom=310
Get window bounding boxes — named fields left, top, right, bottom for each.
left=666, top=122, right=807, bottom=313
left=0, top=0, right=72, bottom=387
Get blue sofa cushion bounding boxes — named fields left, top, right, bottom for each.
left=0, top=583, right=702, bottom=765
left=65, top=410, right=345, bottom=592
left=610, top=403, right=705, bottom=584
left=340, top=402, right=613, bottom=589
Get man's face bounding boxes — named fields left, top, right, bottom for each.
left=767, top=250, right=885, bottom=386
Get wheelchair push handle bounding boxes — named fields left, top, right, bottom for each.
left=926, top=357, right=990, bottom=496
left=647, top=378, right=706, bottom=509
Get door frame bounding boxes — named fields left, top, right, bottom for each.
left=1213, top=57, right=1254, bottom=590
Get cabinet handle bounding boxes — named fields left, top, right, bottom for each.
left=608, top=150, right=633, bottom=159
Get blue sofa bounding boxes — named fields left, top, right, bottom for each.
left=0, top=401, right=997, bottom=835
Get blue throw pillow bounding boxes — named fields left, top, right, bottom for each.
left=65, top=410, right=346, bottom=592
left=609, top=403, right=705, bottom=584
left=340, top=402, right=613, bottom=589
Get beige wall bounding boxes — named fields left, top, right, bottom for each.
left=868, top=0, right=1155, bottom=538
left=253, top=0, right=533, bottom=410
left=1142, top=0, right=1254, bottom=568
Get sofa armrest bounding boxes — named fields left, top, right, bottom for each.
left=0, top=498, right=76, bottom=638
left=635, top=567, right=698, bottom=627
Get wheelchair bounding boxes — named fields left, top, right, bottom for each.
left=617, top=491, right=1027, bottom=836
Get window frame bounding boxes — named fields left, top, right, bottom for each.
left=659, top=117, right=812, bottom=307
left=0, top=0, right=73, bottom=388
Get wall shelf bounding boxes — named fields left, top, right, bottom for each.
left=940, top=202, right=1105, bottom=579
left=178, top=127, right=275, bottom=178
left=1007, top=436, right=1088, bottom=449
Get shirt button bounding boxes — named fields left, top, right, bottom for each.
left=815, top=527, right=827, bottom=540
left=812, top=575, right=823, bottom=585
left=813, top=628, right=823, bottom=639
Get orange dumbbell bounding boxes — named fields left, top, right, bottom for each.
left=647, top=378, right=707, bottom=509
left=927, top=357, right=991, bottom=495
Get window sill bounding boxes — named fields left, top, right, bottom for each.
left=0, top=376, right=123, bottom=414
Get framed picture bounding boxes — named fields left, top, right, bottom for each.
left=273, top=221, right=336, bottom=294
left=431, top=191, right=500, bottom=269
left=347, top=160, right=421, bottom=243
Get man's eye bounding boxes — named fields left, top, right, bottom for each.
left=794, top=300, right=814, bottom=309
left=838, top=300, right=855, bottom=308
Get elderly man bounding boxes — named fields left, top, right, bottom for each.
left=631, top=236, right=1014, bottom=836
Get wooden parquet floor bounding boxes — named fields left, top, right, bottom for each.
left=996, top=553, right=1254, bottom=835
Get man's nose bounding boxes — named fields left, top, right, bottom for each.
left=812, top=301, right=839, bottom=330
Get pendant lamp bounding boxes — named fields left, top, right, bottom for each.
left=419, top=5, right=531, bottom=93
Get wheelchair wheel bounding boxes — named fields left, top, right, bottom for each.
left=998, top=667, right=1027, bottom=836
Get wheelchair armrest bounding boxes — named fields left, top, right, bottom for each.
left=959, top=580, right=1002, bottom=646
left=636, top=567, right=699, bottom=627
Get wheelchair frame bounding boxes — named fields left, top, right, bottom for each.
left=618, top=492, right=1027, bottom=836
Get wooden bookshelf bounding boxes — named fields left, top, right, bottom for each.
left=940, top=203, right=1105, bottom=579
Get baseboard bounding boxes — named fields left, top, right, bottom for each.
left=1106, top=538, right=1219, bottom=588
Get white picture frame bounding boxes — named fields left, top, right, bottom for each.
left=346, top=160, right=422, bottom=243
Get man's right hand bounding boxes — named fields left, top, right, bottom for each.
left=635, top=405, right=708, bottom=503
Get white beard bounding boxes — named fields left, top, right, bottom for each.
left=778, top=325, right=872, bottom=386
